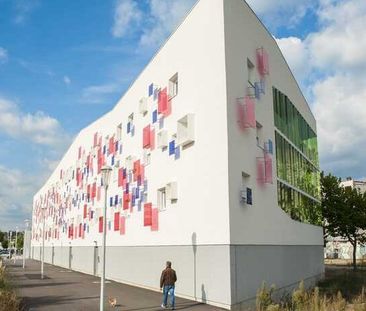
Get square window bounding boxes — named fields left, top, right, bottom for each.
left=177, top=114, right=195, bottom=146
left=158, top=188, right=167, bottom=211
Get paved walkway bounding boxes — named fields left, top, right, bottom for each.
left=6, top=259, right=223, bottom=311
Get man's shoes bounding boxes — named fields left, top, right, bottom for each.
left=161, top=304, right=167, bottom=309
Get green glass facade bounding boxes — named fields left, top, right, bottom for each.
left=273, top=87, right=321, bottom=225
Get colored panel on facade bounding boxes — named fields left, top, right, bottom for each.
left=144, top=203, right=152, bottom=226
left=256, top=157, right=265, bottom=184
left=94, top=132, right=98, bottom=147
left=152, top=110, right=158, bottom=123
left=169, top=140, right=175, bottom=155
left=256, top=47, right=269, bottom=76
left=151, top=208, right=159, bottom=231
left=158, top=88, right=168, bottom=114
left=149, top=83, right=154, bottom=97
left=120, top=216, right=126, bottom=235
left=99, top=217, right=103, bottom=233
left=236, top=97, right=256, bottom=130
left=114, top=212, right=120, bottom=231
left=150, top=129, right=155, bottom=150
left=143, top=125, right=151, bottom=148
left=83, top=204, right=87, bottom=219
left=264, top=154, right=273, bottom=184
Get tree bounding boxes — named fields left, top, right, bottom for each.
left=2, top=239, right=8, bottom=249
left=321, top=172, right=366, bottom=270
left=17, top=232, right=24, bottom=250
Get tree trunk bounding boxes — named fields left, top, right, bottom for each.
left=352, top=240, right=357, bottom=271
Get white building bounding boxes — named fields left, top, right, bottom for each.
left=31, top=0, right=324, bottom=309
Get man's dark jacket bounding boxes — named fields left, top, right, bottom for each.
left=160, top=267, right=177, bottom=288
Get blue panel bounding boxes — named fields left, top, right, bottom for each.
left=149, top=83, right=154, bottom=96
left=144, top=180, right=148, bottom=192
left=114, top=195, right=118, bottom=205
left=132, top=194, right=135, bottom=206
left=127, top=122, right=131, bottom=134
left=103, top=145, right=106, bottom=154
left=119, top=144, right=123, bottom=154
left=260, top=79, right=266, bottom=94
left=175, top=146, right=180, bottom=160
left=115, top=141, right=119, bottom=151
left=131, top=124, right=135, bottom=136
left=126, top=183, right=129, bottom=193
left=254, top=82, right=261, bottom=100
left=135, top=187, right=140, bottom=199
left=110, top=197, right=113, bottom=206
left=84, top=223, right=86, bottom=231
left=152, top=110, right=158, bottom=123
left=169, top=140, right=175, bottom=155
left=246, top=188, right=253, bottom=205
left=111, top=156, right=115, bottom=166
left=268, top=139, right=273, bottom=154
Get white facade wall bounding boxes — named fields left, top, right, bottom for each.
left=31, top=0, right=324, bottom=309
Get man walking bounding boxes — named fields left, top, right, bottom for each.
left=160, top=261, right=177, bottom=310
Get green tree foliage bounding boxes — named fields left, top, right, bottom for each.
left=1, top=239, right=8, bottom=249
left=321, top=172, right=366, bottom=270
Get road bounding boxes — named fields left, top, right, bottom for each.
left=6, top=259, right=223, bottom=311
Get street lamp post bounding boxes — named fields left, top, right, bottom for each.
left=23, top=219, right=30, bottom=269
left=14, top=227, right=18, bottom=263
left=41, top=207, right=46, bottom=279
left=99, top=165, right=112, bottom=311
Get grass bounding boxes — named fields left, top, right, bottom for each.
left=255, top=266, right=366, bottom=311
left=0, top=261, right=20, bottom=311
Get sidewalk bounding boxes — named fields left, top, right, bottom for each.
left=6, top=259, right=222, bottom=311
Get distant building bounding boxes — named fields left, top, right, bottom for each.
left=325, top=177, right=366, bottom=260
left=31, top=0, right=324, bottom=309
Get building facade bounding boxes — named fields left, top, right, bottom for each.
left=31, top=0, right=324, bottom=309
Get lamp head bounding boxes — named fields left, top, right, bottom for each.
left=101, top=166, right=113, bottom=189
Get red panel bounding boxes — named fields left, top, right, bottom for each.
left=133, top=160, right=140, bottom=181
left=120, top=216, right=126, bottom=235
left=79, top=223, right=82, bottom=237
left=143, top=125, right=151, bottom=148
left=114, top=212, right=120, bottom=231
left=151, top=208, right=159, bottom=231
left=109, top=137, right=115, bottom=154
left=118, top=168, right=123, bottom=187
left=123, top=193, right=130, bottom=210
left=87, top=184, right=91, bottom=199
left=144, top=203, right=152, bottom=226
left=158, top=88, right=168, bottom=114
left=83, top=204, right=87, bottom=219
left=150, top=129, right=155, bottom=150
left=99, top=217, right=104, bottom=233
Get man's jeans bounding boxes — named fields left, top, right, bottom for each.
left=162, top=285, right=175, bottom=308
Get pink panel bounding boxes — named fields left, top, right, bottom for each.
left=150, top=129, right=155, bottom=150
left=93, top=132, right=98, bottom=147
left=237, top=97, right=256, bottom=130
left=120, top=216, right=126, bottom=235
left=265, top=154, right=273, bottom=184
left=257, top=157, right=265, bottom=185
left=151, top=208, right=159, bottom=231
left=158, top=88, right=168, bottom=114
left=256, top=47, right=269, bottom=76
left=144, top=203, right=152, bottom=226
left=99, top=217, right=103, bottom=233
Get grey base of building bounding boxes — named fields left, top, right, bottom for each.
left=31, top=244, right=324, bottom=310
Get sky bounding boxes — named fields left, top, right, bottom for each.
left=0, top=0, right=365, bottom=230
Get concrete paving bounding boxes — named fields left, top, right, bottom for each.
left=6, top=259, right=223, bottom=311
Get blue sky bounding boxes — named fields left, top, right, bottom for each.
left=1, top=0, right=366, bottom=230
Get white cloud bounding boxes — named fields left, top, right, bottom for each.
left=111, top=0, right=142, bottom=38
left=0, top=165, right=49, bottom=231
left=81, top=83, right=120, bottom=104
left=246, top=0, right=317, bottom=29
left=14, top=0, right=39, bottom=25
left=139, top=0, right=196, bottom=48
left=63, top=75, right=71, bottom=85
left=0, top=47, right=8, bottom=64
left=275, top=36, right=311, bottom=82
left=0, top=97, right=70, bottom=148
left=307, top=0, right=366, bottom=73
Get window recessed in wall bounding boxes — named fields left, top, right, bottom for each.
left=157, top=187, right=167, bottom=211
left=177, top=113, right=195, bottom=147
left=143, top=150, right=151, bottom=166
left=157, top=130, right=168, bottom=149
left=169, top=73, right=178, bottom=98
left=139, top=97, right=148, bottom=115
left=116, top=123, right=122, bottom=140
left=256, top=121, right=263, bottom=147
left=166, top=182, right=178, bottom=202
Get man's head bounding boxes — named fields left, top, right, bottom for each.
left=166, top=261, right=172, bottom=268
